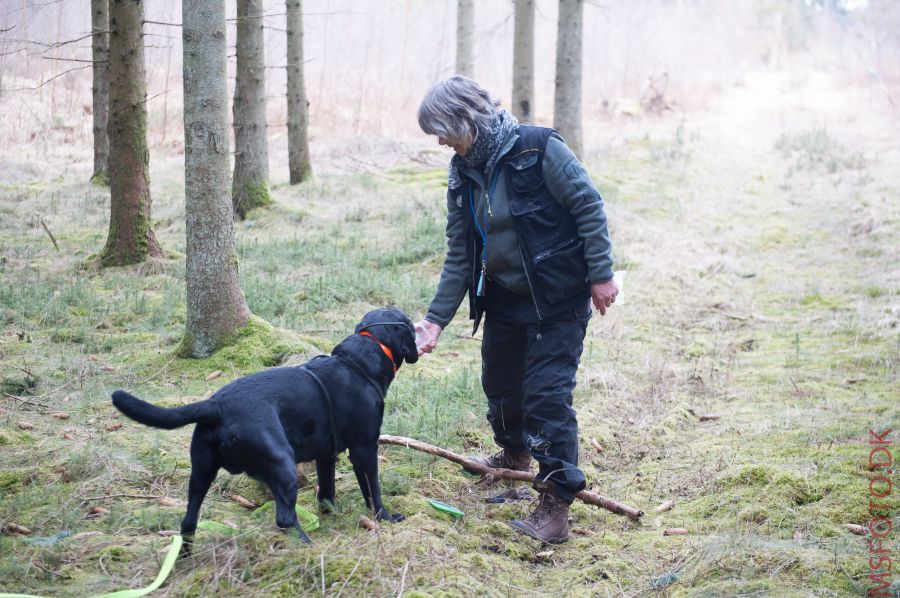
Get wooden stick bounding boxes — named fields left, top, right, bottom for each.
left=663, top=527, right=689, bottom=536
left=378, top=434, right=643, bottom=521
left=34, top=372, right=86, bottom=400
left=80, top=493, right=160, bottom=504
left=39, top=216, right=60, bottom=252
left=654, top=499, right=675, bottom=513
left=2, top=392, right=49, bottom=410
left=4, top=522, right=33, bottom=535
left=845, top=523, right=867, bottom=536
left=225, top=493, right=258, bottom=510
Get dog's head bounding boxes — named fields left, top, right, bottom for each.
left=354, top=307, right=419, bottom=369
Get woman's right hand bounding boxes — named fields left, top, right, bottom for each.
left=415, top=320, right=443, bottom=356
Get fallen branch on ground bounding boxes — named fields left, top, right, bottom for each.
left=226, top=493, right=258, bottom=509
left=845, top=523, right=867, bottom=536
left=2, top=392, right=49, bottom=410
left=655, top=499, right=675, bottom=513
left=80, top=493, right=160, bottom=504
left=378, top=434, right=644, bottom=521
left=5, top=522, right=33, bottom=535
left=35, top=371, right=87, bottom=400
left=663, top=527, right=689, bottom=536
left=39, top=216, right=59, bottom=252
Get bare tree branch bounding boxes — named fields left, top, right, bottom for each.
left=142, top=89, right=170, bottom=104
left=142, top=10, right=361, bottom=28
left=1, top=31, right=109, bottom=53
left=0, top=64, right=90, bottom=92
left=228, top=10, right=368, bottom=22
left=0, top=47, right=28, bottom=57
left=264, top=58, right=315, bottom=69
left=39, top=31, right=108, bottom=54
left=41, top=56, right=103, bottom=63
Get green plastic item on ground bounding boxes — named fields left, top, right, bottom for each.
left=198, top=501, right=319, bottom=535
left=0, top=535, right=183, bottom=598
left=196, top=520, right=239, bottom=535
left=250, top=501, right=320, bottom=532
left=427, top=499, right=465, bottom=518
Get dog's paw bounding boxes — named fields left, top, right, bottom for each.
left=375, top=509, right=405, bottom=523
left=291, top=527, right=313, bottom=545
left=317, top=498, right=336, bottom=515
left=178, top=535, right=195, bottom=559
left=277, top=525, right=313, bottom=545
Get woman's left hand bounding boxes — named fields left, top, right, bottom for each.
left=590, top=280, right=618, bottom=316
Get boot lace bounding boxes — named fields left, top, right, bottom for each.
left=527, top=493, right=562, bottom=526
left=486, top=449, right=516, bottom=468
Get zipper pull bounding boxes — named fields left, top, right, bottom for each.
left=476, top=260, right=486, bottom=297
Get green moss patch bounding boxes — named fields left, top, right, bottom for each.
left=173, top=315, right=319, bottom=374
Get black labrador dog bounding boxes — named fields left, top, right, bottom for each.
left=112, top=308, right=417, bottom=551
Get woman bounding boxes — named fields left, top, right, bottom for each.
left=415, top=75, right=617, bottom=544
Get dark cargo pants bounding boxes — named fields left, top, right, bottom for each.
left=481, top=282, right=590, bottom=504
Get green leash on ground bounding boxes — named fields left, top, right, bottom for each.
left=0, top=503, right=319, bottom=597
left=0, top=535, right=183, bottom=598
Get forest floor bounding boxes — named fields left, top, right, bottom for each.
left=0, top=73, right=898, bottom=597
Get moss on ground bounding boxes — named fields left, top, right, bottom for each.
left=0, top=109, right=897, bottom=595
left=235, top=180, right=275, bottom=219
left=172, top=314, right=319, bottom=374
left=89, top=171, right=109, bottom=187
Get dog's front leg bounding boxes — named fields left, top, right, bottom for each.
left=348, top=444, right=405, bottom=523
left=315, top=455, right=337, bottom=514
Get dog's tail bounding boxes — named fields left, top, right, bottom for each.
left=112, top=390, right=219, bottom=430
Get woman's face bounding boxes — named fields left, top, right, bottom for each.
left=437, top=136, right=471, bottom=157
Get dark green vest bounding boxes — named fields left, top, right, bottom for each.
left=452, top=125, right=590, bottom=333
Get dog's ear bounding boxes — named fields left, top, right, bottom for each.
left=399, top=324, right=419, bottom=365
left=353, top=318, right=370, bottom=335
left=383, top=309, right=418, bottom=365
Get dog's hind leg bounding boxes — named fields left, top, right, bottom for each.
left=315, top=455, right=337, bottom=514
left=180, top=434, right=220, bottom=557
left=263, top=457, right=312, bottom=544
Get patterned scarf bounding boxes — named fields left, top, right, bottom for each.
left=448, top=109, right=519, bottom=189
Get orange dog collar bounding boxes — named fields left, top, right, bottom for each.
left=359, top=331, right=397, bottom=373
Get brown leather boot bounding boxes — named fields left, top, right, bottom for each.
left=507, top=492, right=570, bottom=543
left=463, top=448, right=532, bottom=475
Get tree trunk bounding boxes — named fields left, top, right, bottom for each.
left=554, top=0, right=583, bottom=157
left=456, top=0, right=474, bottom=77
left=512, top=0, right=535, bottom=122
left=232, top=0, right=271, bottom=219
left=286, top=0, right=312, bottom=184
left=99, top=0, right=163, bottom=267
left=182, top=0, right=251, bottom=357
left=90, top=0, right=109, bottom=185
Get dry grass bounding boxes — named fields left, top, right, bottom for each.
left=1, top=60, right=898, bottom=597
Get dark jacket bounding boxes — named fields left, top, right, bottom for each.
left=427, top=125, right=614, bottom=332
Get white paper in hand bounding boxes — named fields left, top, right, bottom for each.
left=613, top=270, right=626, bottom=306
left=414, top=323, right=433, bottom=351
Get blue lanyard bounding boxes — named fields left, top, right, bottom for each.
left=468, top=170, right=501, bottom=296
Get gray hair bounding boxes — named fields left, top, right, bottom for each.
left=418, top=75, right=500, bottom=144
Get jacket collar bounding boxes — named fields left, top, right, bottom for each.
left=456, top=132, right=520, bottom=186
